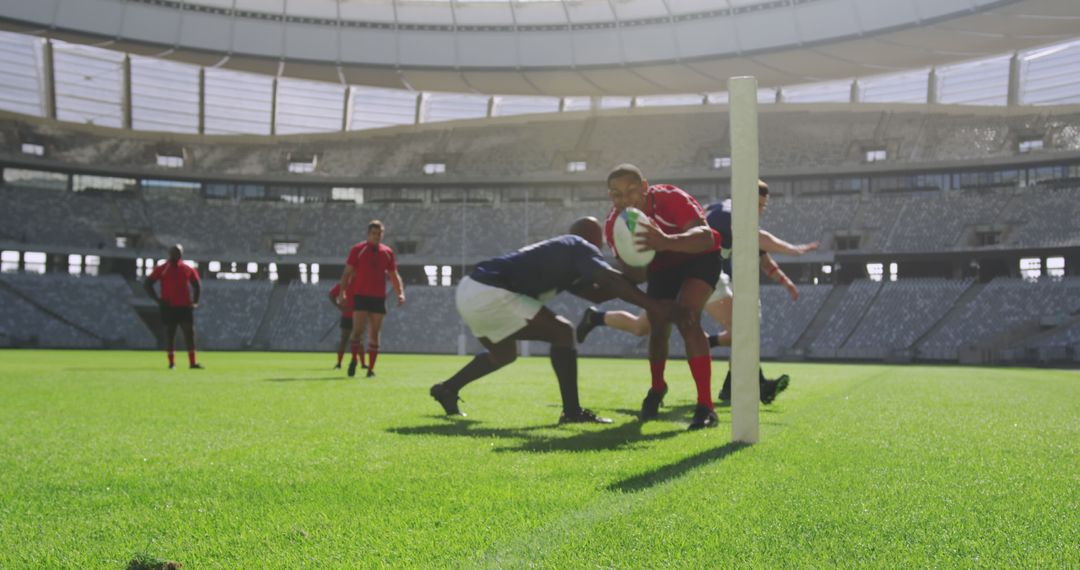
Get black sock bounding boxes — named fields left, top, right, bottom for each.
left=759, top=367, right=767, bottom=384
left=588, top=310, right=607, bottom=327
left=708, top=334, right=721, bottom=348
left=550, top=346, right=580, bottom=413
left=443, top=352, right=504, bottom=392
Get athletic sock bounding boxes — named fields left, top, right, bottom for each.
left=336, top=351, right=344, bottom=366
left=443, top=352, right=506, bottom=392
left=589, top=310, right=607, bottom=327
left=188, top=350, right=196, bottom=367
left=649, top=359, right=667, bottom=392
left=688, top=355, right=713, bottom=409
left=707, top=334, right=721, bottom=348
left=167, top=351, right=175, bottom=367
left=351, top=341, right=360, bottom=362
left=359, top=351, right=367, bottom=367
left=550, top=347, right=580, bottom=414
left=367, top=347, right=378, bottom=371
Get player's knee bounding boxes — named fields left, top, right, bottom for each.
left=552, top=319, right=574, bottom=347
left=489, top=343, right=517, bottom=366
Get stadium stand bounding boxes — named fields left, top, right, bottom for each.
left=195, top=280, right=274, bottom=350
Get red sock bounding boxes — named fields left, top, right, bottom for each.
left=368, top=348, right=378, bottom=372
left=360, top=351, right=367, bottom=367
left=649, top=359, right=667, bottom=392
left=167, top=351, right=175, bottom=366
left=688, top=355, right=713, bottom=409
left=336, top=351, right=344, bottom=365
left=351, top=342, right=360, bottom=361
left=188, top=350, right=196, bottom=367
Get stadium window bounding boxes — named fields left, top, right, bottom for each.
left=441, top=265, right=452, bottom=287
left=268, top=263, right=278, bottom=281
left=298, top=263, right=309, bottom=284
left=566, top=161, right=587, bottom=173
left=273, top=242, right=299, bottom=256
left=1, top=251, right=18, bottom=273
left=821, top=264, right=833, bottom=275
left=561, top=97, right=592, bottom=112
left=208, top=261, right=221, bottom=273
left=156, top=154, right=184, bottom=168
left=246, top=262, right=258, bottom=274
left=864, top=149, right=887, bottom=163
left=73, top=174, right=136, bottom=192
left=332, top=187, right=364, bottom=204
left=3, top=168, right=68, bottom=191
left=68, top=254, right=82, bottom=276
left=288, top=157, right=317, bottom=174
left=142, top=179, right=201, bottom=191
left=424, top=265, right=439, bottom=286
left=1020, top=257, right=1041, bottom=281
left=889, top=262, right=898, bottom=282
left=712, top=156, right=731, bottom=170
left=23, top=251, right=46, bottom=274
left=600, top=97, right=632, bottom=110
left=116, top=235, right=129, bottom=249
left=423, top=162, right=447, bottom=176
left=21, top=143, right=44, bottom=156
left=835, top=235, right=860, bottom=251
left=0, top=31, right=46, bottom=117
left=310, top=263, right=320, bottom=285
left=1046, top=257, right=1065, bottom=279
left=395, top=241, right=418, bottom=255
left=1018, top=138, right=1044, bottom=153
left=866, top=263, right=884, bottom=282
left=84, top=255, right=99, bottom=276
left=975, top=230, right=1001, bottom=247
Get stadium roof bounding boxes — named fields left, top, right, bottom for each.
left=2, top=0, right=1079, bottom=95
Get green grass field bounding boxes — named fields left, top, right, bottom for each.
left=0, top=350, right=1077, bottom=568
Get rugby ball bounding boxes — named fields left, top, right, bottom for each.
left=612, top=207, right=656, bottom=268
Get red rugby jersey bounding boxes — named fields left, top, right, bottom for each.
left=604, top=184, right=721, bottom=271
left=344, top=242, right=397, bottom=298
left=148, top=260, right=200, bottom=307
left=329, top=283, right=353, bottom=317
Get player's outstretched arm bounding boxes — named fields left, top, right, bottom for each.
left=590, top=267, right=682, bottom=323
left=758, top=230, right=819, bottom=256
left=761, top=253, right=799, bottom=301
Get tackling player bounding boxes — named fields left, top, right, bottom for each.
left=429, top=217, right=682, bottom=424
left=338, top=220, right=404, bottom=378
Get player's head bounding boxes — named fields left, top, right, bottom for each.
left=607, top=164, right=647, bottom=211
left=367, top=220, right=384, bottom=244
left=168, top=244, right=183, bottom=262
left=569, top=216, right=603, bottom=249
left=758, top=180, right=769, bottom=214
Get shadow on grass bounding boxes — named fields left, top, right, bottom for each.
left=389, top=413, right=688, bottom=453
left=263, top=376, right=348, bottom=382
left=607, top=441, right=749, bottom=493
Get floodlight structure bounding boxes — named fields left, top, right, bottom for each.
left=729, top=76, right=761, bottom=444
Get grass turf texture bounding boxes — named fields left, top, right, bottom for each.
left=0, top=350, right=1077, bottom=568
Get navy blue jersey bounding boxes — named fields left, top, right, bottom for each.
left=470, top=235, right=613, bottom=299
left=705, top=199, right=764, bottom=277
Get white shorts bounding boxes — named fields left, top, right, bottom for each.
left=456, top=276, right=544, bottom=343
left=707, top=272, right=734, bottom=304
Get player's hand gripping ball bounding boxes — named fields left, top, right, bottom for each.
left=612, top=207, right=656, bottom=268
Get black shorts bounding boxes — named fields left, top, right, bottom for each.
left=340, top=316, right=354, bottom=330
left=353, top=295, right=387, bottom=314
left=160, top=305, right=194, bottom=327
left=646, top=251, right=722, bottom=300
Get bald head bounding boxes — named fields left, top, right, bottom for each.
left=168, top=244, right=183, bottom=262
left=569, top=217, right=603, bottom=249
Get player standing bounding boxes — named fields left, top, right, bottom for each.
left=143, top=244, right=203, bottom=370
left=429, top=217, right=682, bottom=423
left=338, top=220, right=404, bottom=378
left=604, top=164, right=723, bottom=430
left=328, top=283, right=365, bottom=370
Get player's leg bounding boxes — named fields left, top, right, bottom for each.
left=705, top=296, right=733, bottom=348
left=509, top=307, right=610, bottom=424
left=180, top=317, right=201, bottom=369
left=675, top=255, right=722, bottom=430
left=164, top=319, right=178, bottom=369
left=365, top=311, right=384, bottom=377
left=335, top=323, right=350, bottom=369
left=640, top=270, right=680, bottom=421
left=347, top=308, right=367, bottom=377
left=575, top=307, right=650, bottom=343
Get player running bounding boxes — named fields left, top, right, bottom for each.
left=577, top=180, right=819, bottom=404
left=329, top=283, right=365, bottom=371
left=143, top=244, right=203, bottom=370
left=429, top=217, right=683, bottom=424
left=338, top=220, right=404, bottom=378
left=603, top=164, right=724, bottom=430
